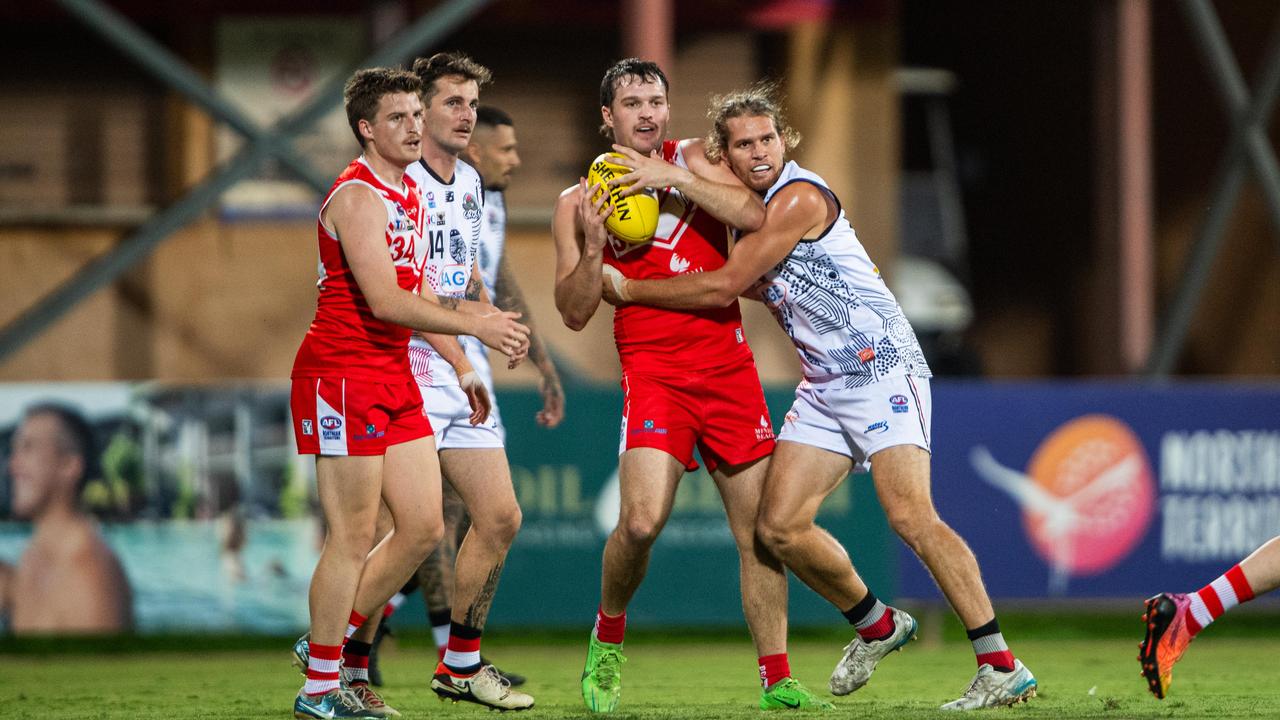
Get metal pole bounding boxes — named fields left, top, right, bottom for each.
left=1182, top=0, right=1280, bottom=232
left=0, top=0, right=493, bottom=363
left=1146, top=11, right=1280, bottom=376
left=278, top=0, right=495, bottom=136
left=56, top=0, right=332, bottom=193
left=0, top=144, right=270, bottom=362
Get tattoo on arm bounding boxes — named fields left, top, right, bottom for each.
left=435, top=295, right=460, bottom=310
left=496, top=257, right=554, bottom=370
left=464, top=276, right=483, bottom=302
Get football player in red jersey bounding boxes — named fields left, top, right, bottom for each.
left=289, top=67, right=527, bottom=720
left=552, top=59, right=828, bottom=712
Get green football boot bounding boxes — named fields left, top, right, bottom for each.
left=581, top=633, right=627, bottom=713
left=760, top=677, right=835, bottom=710
left=293, top=687, right=378, bottom=719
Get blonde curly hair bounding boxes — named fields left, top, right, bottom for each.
left=704, top=81, right=801, bottom=163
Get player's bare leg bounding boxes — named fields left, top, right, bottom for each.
left=602, top=448, right=684, bottom=614
left=429, top=447, right=532, bottom=710
left=870, top=446, right=994, bottom=627
left=298, top=454, right=388, bottom=716
left=341, top=505, right=399, bottom=716
left=1240, top=536, right=1280, bottom=594
left=869, top=445, right=1034, bottom=709
left=582, top=448, right=682, bottom=712
left=757, top=441, right=912, bottom=697
left=1141, top=535, right=1279, bottom=699
left=756, top=442, right=872, bottom=608
left=349, top=437, right=445, bottom=622
left=418, top=483, right=467, bottom=659
left=715, top=456, right=831, bottom=710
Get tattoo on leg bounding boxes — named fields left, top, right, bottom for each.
left=463, top=562, right=504, bottom=630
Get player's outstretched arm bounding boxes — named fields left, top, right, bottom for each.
left=496, top=255, right=564, bottom=427
left=609, top=139, right=765, bottom=232
left=553, top=181, right=612, bottom=331
left=604, top=182, right=828, bottom=310
left=328, top=184, right=529, bottom=353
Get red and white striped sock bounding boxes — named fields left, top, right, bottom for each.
left=443, top=622, right=483, bottom=675
left=967, top=619, right=1015, bottom=673
left=1187, top=564, right=1255, bottom=636
left=345, top=610, right=368, bottom=642
left=304, top=642, right=343, bottom=696
left=758, top=653, right=791, bottom=689
left=594, top=606, right=626, bottom=645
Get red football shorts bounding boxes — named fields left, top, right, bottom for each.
left=619, top=360, right=775, bottom=472
left=291, top=376, right=433, bottom=456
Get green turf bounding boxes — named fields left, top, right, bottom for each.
left=3, top=635, right=1278, bottom=718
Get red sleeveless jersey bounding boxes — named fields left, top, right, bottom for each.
left=603, top=140, right=754, bottom=372
left=292, top=156, right=426, bottom=382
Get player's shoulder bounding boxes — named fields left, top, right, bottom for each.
left=557, top=183, right=583, bottom=204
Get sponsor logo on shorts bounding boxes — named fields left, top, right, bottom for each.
left=890, top=394, right=910, bottom=413
left=866, top=420, right=889, bottom=434
left=354, top=422, right=386, bottom=441
left=631, top=418, right=668, bottom=435
left=755, top=415, right=774, bottom=441
left=784, top=409, right=799, bottom=426
left=320, top=415, right=343, bottom=441
left=301, top=419, right=314, bottom=436
left=735, top=328, right=744, bottom=344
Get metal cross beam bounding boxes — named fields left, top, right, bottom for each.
left=1145, top=1, right=1280, bottom=377
left=0, top=0, right=492, bottom=363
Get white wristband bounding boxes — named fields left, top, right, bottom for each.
left=459, top=370, right=479, bottom=388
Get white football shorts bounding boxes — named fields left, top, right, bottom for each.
left=777, top=374, right=931, bottom=473
left=417, top=381, right=506, bottom=451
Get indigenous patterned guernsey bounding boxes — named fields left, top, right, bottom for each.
left=292, top=156, right=426, bottom=381
left=756, top=161, right=932, bottom=388
left=405, top=158, right=486, bottom=388
left=603, top=139, right=753, bottom=372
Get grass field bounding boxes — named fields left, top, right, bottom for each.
left=3, top=622, right=1279, bottom=719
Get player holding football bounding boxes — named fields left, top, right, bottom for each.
left=403, top=53, right=535, bottom=712
left=290, top=67, right=527, bottom=720
left=553, top=59, right=830, bottom=712
left=1141, top=536, right=1280, bottom=698
left=600, top=83, right=1037, bottom=710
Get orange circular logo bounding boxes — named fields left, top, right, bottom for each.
left=1022, top=415, right=1156, bottom=576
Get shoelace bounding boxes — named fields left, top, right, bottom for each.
left=336, top=688, right=366, bottom=711
left=593, top=650, right=626, bottom=688
left=482, top=665, right=513, bottom=690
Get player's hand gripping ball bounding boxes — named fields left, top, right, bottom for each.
left=588, top=152, right=659, bottom=244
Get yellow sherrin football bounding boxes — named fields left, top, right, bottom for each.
left=587, top=152, right=660, bottom=245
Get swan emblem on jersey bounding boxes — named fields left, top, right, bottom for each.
left=669, top=253, right=691, bottom=274
left=462, top=192, right=481, bottom=221
left=449, top=229, right=467, bottom=264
